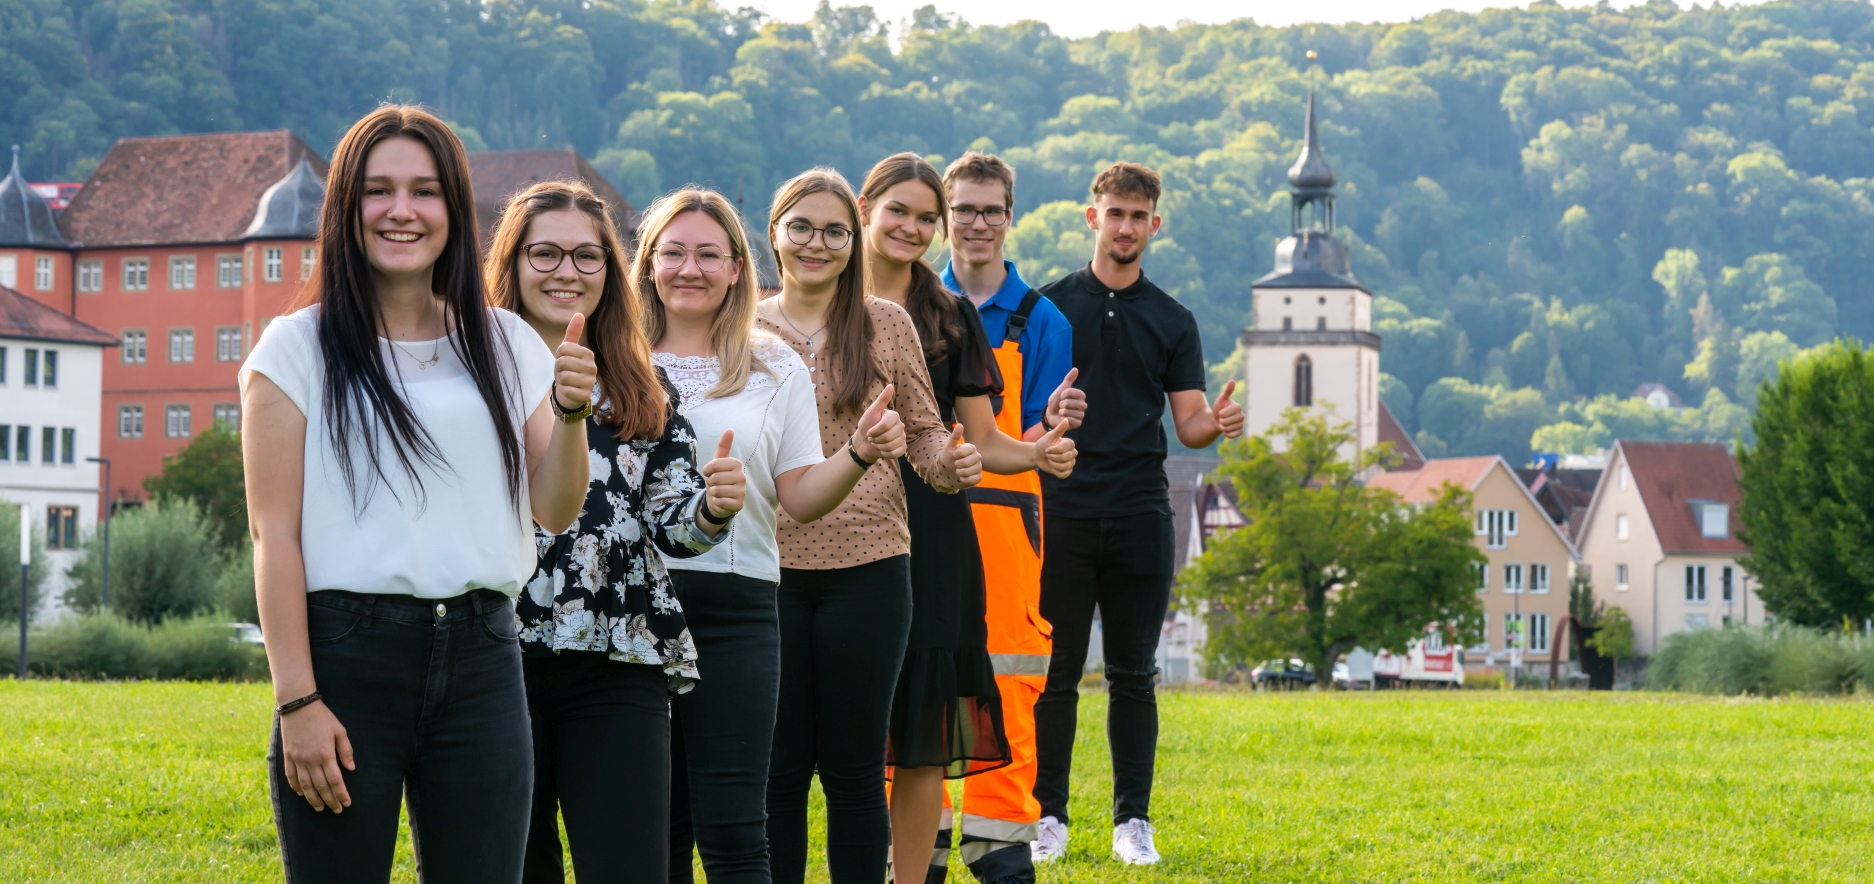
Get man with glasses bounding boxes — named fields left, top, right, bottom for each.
left=925, top=151, right=1082, bottom=884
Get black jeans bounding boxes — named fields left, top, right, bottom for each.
left=270, top=589, right=532, bottom=884
left=1033, top=513, right=1173, bottom=827
left=767, top=555, right=912, bottom=884
left=522, top=651, right=672, bottom=884
left=669, top=570, right=780, bottom=884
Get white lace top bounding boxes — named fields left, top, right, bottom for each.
left=654, top=338, right=824, bottom=582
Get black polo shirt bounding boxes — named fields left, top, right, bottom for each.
left=1036, top=265, right=1207, bottom=518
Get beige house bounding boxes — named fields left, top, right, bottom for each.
left=1575, top=441, right=1755, bottom=656
left=1369, top=456, right=1577, bottom=668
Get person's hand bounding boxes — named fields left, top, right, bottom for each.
left=941, top=423, right=983, bottom=488
left=1214, top=379, right=1244, bottom=438
left=701, top=430, right=745, bottom=525
left=1045, top=367, right=1087, bottom=430
left=853, top=385, right=906, bottom=463
left=280, top=700, right=354, bottom=814
left=554, top=313, right=598, bottom=413
left=1033, top=417, right=1077, bottom=479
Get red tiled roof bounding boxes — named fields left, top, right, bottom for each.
left=59, top=131, right=327, bottom=247
left=0, top=285, right=115, bottom=346
left=1619, top=441, right=1747, bottom=555
left=468, top=150, right=638, bottom=247
left=1377, top=401, right=1424, bottom=471
left=1366, top=455, right=1496, bottom=503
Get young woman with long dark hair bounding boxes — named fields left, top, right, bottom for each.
left=484, top=179, right=747, bottom=884
left=637, top=186, right=889, bottom=884
left=856, top=152, right=1078, bottom=881
left=756, top=168, right=980, bottom=884
left=242, top=105, right=594, bottom=883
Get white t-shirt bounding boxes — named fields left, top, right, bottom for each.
left=654, top=338, right=823, bottom=583
left=240, top=306, right=556, bottom=599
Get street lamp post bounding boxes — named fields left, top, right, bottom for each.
left=18, top=502, right=29, bottom=679
left=85, top=457, right=111, bottom=608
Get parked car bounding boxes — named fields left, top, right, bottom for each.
left=223, top=623, right=264, bottom=646
left=1250, top=658, right=1316, bottom=688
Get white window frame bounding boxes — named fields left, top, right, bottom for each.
left=1686, top=564, right=1708, bottom=603
left=78, top=260, right=102, bottom=292
left=118, top=405, right=144, bottom=439
left=212, top=403, right=241, bottom=429
left=300, top=247, right=316, bottom=281
left=215, top=327, right=242, bottom=362
left=1529, top=612, right=1551, bottom=654
left=1721, top=565, right=1735, bottom=603
left=216, top=255, right=243, bottom=288
left=264, top=247, right=284, bottom=282
left=1699, top=503, right=1729, bottom=539
left=1476, top=509, right=1518, bottom=549
left=0, top=254, right=15, bottom=288
left=1615, top=563, right=1629, bottom=591
left=1503, top=563, right=1525, bottom=594
left=168, top=328, right=195, bottom=363
left=169, top=255, right=197, bottom=290
left=1530, top=562, right=1550, bottom=594
left=1615, top=514, right=1630, bottom=541
left=121, top=330, right=147, bottom=364
left=123, top=258, right=149, bottom=291
left=165, top=404, right=192, bottom=439
left=34, top=255, right=53, bottom=290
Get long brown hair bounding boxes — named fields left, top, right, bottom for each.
left=635, top=186, right=776, bottom=399
left=293, top=104, right=523, bottom=508
left=485, top=180, right=665, bottom=441
left=861, top=152, right=959, bottom=363
left=769, top=168, right=882, bottom=415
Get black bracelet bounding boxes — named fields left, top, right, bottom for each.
left=276, top=691, right=323, bottom=717
left=700, top=495, right=733, bottom=525
left=847, top=439, right=876, bottom=469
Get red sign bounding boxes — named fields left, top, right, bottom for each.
left=1422, top=650, right=1454, bottom=672
left=30, top=182, right=81, bottom=210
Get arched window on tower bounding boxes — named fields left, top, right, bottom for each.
left=1294, top=354, right=1313, bottom=407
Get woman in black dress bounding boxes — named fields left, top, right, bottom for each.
left=855, top=153, right=1078, bottom=879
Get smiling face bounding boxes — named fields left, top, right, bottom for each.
left=515, top=207, right=607, bottom=332
left=1089, top=191, right=1161, bottom=266
left=947, top=177, right=1011, bottom=267
left=861, top=179, right=942, bottom=268
left=359, top=136, right=449, bottom=282
left=653, top=210, right=741, bottom=326
left=774, top=191, right=855, bottom=290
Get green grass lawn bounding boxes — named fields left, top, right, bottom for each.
left=4, top=682, right=1873, bottom=882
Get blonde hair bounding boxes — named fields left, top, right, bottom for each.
left=634, top=186, right=776, bottom=399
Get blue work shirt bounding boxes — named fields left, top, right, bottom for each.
left=941, top=260, right=1074, bottom=432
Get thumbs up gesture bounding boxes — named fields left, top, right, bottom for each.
left=1033, top=416, right=1077, bottom=479
left=1214, top=379, right=1244, bottom=439
left=700, top=429, right=745, bottom=524
left=853, top=385, right=906, bottom=463
left=1044, top=367, right=1087, bottom=431
left=554, top=313, right=598, bottom=414
left=940, top=423, right=983, bottom=488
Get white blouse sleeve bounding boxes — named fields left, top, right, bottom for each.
left=239, top=309, right=318, bottom=418
left=774, top=364, right=826, bottom=475
left=496, top=308, right=557, bottom=416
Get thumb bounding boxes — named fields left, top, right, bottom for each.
left=1041, top=417, right=1068, bottom=444
left=864, top=384, right=894, bottom=421
left=1218, top=379, right=1237, bottom=406
left=1054, top=366, right=1079, bottom=396
left=715, top=429, right=734, bottom=460
left=947, top=422, right=965, bottom=447
left=563, top=313, right=587, bottom=347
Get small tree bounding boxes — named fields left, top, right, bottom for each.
left=143, top=422, right=247, bottom=550
left=63, top=499, right=224, bottom=623
left=1180, top=409, right=1487, bottom=681
left=0, top=500, right=52, bottom=624
left=1588, top=606, right=1636, bottom=672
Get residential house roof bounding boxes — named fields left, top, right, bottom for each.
left=1376, top=400, right=1424, bottom=471
left=242, top=157, right=325, bottom=239
left=1618, top=440, right=1746, bottom=555
left=1368, top=454, right=1578, bottom=555
left=1168, top=454, right=1224, bottom=569
left=59, top=131, right=327, bottom=247
left=1516, top=466, right=1601, bottom=539
left=0, top=146, right=69, bottom=248
left=467, top=150, right=638, bottom=247
left=0, top=285, right=116, bottom=346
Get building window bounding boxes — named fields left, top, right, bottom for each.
left=264, top=247, right=284, bottom=282
left=0, top=345, right=7, bottom=383
left=13, top=425, right=27, bottom=462
left=215, top=327, right=242, bottom=362
left=41, top=350, right=55, bottom=388
left=169, top=256, right=197, bottom=290
left=1504, top=612, right=1524, bottom=651
left=1695, top=501, right=1729, bottom=539
left=1474, top=561, right=1489, bottom=594
left=0, top=424, right=9, bottom=460
left=169, top=328, right=195, bottom=363
left=1316, top=316, right=1327, bottom=330
left=1476, top=509, right=1518, bottom=549
left=1686, top=614, right=1710, bottom=631
left=166, top=404, right=192, bottom=438
left=46, top=505, right=78, bottom=551
left=23, top=348, right=37, bottom=386
left=118, top=406, right=144, bottom=439
left=39, top=426, right=53, bottom=464
left=217, top=256, right=243, bottom=288
left=1282, top=317, right=1293, bottom=331
left=212, top=403, right=240, bottom=428
left=0, top=254, right=15, bottom=287
left=123, top=258, right=149, bottom=290
left=122, top=330, right=147, bottom=363
left=34, top=255, right=53, bottom=290
left=1530, top=563, right=1550, bottom=594
left=1293, top=355, right=1313, bottom=407
left=1721, top=565, right=1735, bottom=603
left=1615, top=514, right=1630, bottom=540
left=1503, top=563, right=1524, bottom=594
left=1529, top=613, right=1551, bottom=654
left=78, top=259, right=102, bottom=292
left=60, top=428, right=73, bottom=464
left=301, top=247, right=316, bottom=281
left=1686, top=564, right=1708, bottom=602
left=1616, top=563, right=1629, bottom=591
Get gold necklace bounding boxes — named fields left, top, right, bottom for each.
left=394, top=337, right=442, bottom=370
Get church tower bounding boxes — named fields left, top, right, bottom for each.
left=1242, top=93, right=1380, bottom=460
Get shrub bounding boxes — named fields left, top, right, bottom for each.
left=216, top=543, right=258, bottom=625
left=1647, top=624, right=1874, bottom=695
left=0, top=611, right=267, bottom=680
left=62, top=499, right=224, bottom=623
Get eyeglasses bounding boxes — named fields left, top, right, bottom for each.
left=525, top=242, right=609, bottom=275
left=654, top=244, right=738, bottom=274
left=782, top=221, right=852, bottom=250
left=950, top=205, right=1008, bottom=227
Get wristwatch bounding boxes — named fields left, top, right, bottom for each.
left=553, top=391, right=594, bottom=424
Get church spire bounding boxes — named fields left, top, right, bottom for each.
left=1287, top=92, right=1336, bottom=191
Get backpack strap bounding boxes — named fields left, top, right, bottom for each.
left=1004, top=287, right=1043, bottom=343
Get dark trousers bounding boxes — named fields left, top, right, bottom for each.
left=1033, top=513, right=1173, bottom=827
left=669, top=570, right=781, bottom=884
left=522, top=651, right=672, bottom=884
left=269, top=589, right=532, bottom=884
left=767, top=555, right=912, bottom=884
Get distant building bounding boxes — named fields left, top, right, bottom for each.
left=468, top=149, right=639, bottom=248
left=1574, top=441, right=1755, bottom=655
left=29, top=183, right=81, bottom=212
left=0, top=146, right=75, bottom=315
left=1632, top=382, right=1682, bottom=410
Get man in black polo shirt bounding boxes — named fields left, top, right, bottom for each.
left=1029, top=162, right=1243, bottom=867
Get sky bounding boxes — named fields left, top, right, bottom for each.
left=751, top=0, right=1762, bottom=39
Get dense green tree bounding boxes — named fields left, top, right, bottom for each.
left=63, top=499, right=224, bottom=624
left=142, top=423, right=247, bottom=550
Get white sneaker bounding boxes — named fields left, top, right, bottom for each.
left=1111, top=819, right=1160, bottom=865
left=1030, top=815, right=1068, bottom=863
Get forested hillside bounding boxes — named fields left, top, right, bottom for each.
left=6, top=0, right=1872, bottom=461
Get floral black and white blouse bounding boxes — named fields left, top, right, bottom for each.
left=517, top=370, right=722, bottom=693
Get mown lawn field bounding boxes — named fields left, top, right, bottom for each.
left=3, top=682, right=1872, bottom=882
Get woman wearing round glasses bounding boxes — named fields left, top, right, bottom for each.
left=755, top=167, right=981, bottom=884
left=485, top=179, right=748, bottom=884
left=635, top=186, right=880, bottom=884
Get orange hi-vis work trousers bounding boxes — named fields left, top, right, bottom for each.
left=931, top=330, right=1052, bottom=884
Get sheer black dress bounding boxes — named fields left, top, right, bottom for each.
left=889, top=294, right=1013, bottom=778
